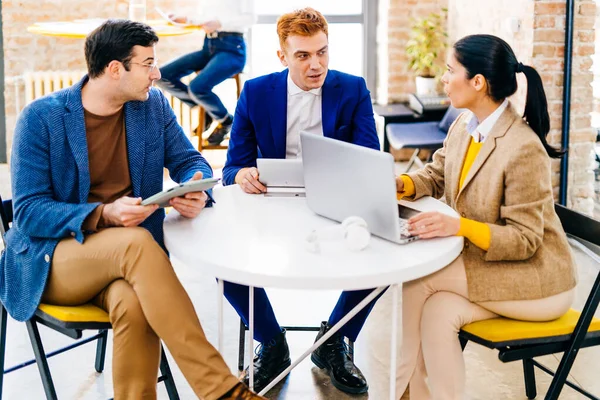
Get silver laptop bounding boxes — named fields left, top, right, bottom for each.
left=300, top=132, right=420, bottom=244
left=256, top=158, right=305, bottom=197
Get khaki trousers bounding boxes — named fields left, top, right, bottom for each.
left=42, top=227, right=240, bottom=400
left=395, top=255, right=575, bottom=400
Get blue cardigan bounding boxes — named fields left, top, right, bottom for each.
left=1, top=77, right=212, bottom=321
left=222, top=69, right=380, bottom=185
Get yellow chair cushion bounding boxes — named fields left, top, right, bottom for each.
left=38, top=303, right=110, bottom=323
left=461, top=309, right=600, bottom=343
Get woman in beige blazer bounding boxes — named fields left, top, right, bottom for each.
left=394, top=34, right=578, bottom=400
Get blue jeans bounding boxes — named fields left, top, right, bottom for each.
left=156, top=35, right=246, bottom=120
left=223, top=282, right=386, bottom=343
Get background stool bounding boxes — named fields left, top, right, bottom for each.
left=195, top=73, right=242, bottom=152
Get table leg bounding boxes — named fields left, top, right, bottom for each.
left=390, top=284, right=398, bottom=400
left=249, top=286, right=255, bottom=391
left=218, top=279, right=224, bottom=354
left=258, top=286, right=387, bottom=396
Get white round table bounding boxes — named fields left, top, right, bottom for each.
left=164, top=185, right=464, bottom=397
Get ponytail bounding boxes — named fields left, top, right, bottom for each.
left=519, top=64, right=565, bottom=158
left=454, top=35, right=565, bottom=159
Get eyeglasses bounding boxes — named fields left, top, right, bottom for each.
left=129, top=61, right=159, bottom=73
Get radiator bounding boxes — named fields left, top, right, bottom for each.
left=23, top=70, right=86, bottom=105
left=21, top=70, right=199, bottom=136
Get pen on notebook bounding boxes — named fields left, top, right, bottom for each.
left=206, top=191, right=216, bottom=204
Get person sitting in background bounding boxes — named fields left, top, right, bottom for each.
left=394, top=34, right=577, bottom=399
left=220, top=7, right=382, bottom=395
left=156, top=0, right=255, bottom=145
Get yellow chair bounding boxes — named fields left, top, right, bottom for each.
left=0, top=198, right=179, bottom=400
left=459, top=204, right=600, bottom=400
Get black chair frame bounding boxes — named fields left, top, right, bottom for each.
left=0, top=197, right=179, bottom=400
left=459, top=204, right=600, bottom=400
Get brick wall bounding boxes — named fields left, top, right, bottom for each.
left=3, top=1, right=597, bottom=214
left=380, top=0, right=596, bottom=214
left=377, top=0, right=449, bottom=104
left=447, top=0, right=595, bottom=214
left=2, top=0, right=202, bottom=158
left=448, top=0, right=535, bottom=113
left=532, top=0, right=596, bottom=214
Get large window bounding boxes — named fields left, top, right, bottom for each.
left=248, top=0, right=377, bottom=96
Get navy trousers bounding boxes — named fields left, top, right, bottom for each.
left=223, top=281, right=385, bottom=343
left=156, top=35, right=246, bottom=120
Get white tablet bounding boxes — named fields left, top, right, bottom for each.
left=257, top=158, right=304, bottom=187
left=141, top=177, right=220, bottom=207
left=257, top=159, right=305, bottom=197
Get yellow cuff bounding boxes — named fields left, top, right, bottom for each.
left=456, top=217, right=491, bottom=251
left=397, top=175, right=416, bottom=200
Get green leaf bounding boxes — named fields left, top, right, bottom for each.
left=405, top=10, right=448, bottom=78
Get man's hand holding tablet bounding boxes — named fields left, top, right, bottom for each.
left=142, top=173, right=220, bottom=218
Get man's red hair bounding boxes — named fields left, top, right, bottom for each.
left=276, top=7, right=328, bottom=49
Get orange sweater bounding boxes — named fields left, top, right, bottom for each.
left=398, top=137, right=491, bottom=250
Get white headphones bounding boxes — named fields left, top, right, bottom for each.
left=305, top=216, right=371, bottom=253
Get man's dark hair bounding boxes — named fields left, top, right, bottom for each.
left=85, top=19, right=159, bottom=79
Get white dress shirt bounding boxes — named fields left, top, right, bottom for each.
left=285, top=74, right=324, bottom=159
left=466, top=98, right=509, bottom=143
left=189, top=0, right=256, bottom=33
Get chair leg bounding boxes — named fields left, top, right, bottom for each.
left=238, top=319, right=246, bottom=372
left=523, top=358, right=537, bottom=399
left=94, top=329, right=108, bottom=373
left=0, top=305, right=7, bottom=400
left=159, top=346, right=180, bottom=400
left=544, top=271, right=600, bottom=400
left=26, top=320, right=58, bottom=400
left=197, top=106, right=206, bottom=152
left=404, top=149, right=421, bottom=173
left=544, top=349, right=578, bottom=400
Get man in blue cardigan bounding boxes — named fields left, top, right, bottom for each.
left=1, top=20, right=262, bottom=400
left=222, top=8, right=382, bottom=395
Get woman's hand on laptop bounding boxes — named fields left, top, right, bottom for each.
left=235, top=167, right=267, bottom=194
left=396, top=176, right=404, bottom=192
left=407, top=211, right=460, bottom=239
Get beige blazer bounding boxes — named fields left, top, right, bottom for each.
left=407, top=104, right=577, bottom=302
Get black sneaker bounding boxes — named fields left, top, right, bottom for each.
left=311, top=321, right=368, bottom=394
left=207, top=114, right=233, bottom=145
left=241, top=329, right=292, bottom=393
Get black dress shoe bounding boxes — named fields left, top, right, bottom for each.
left=207, top=114, right=233, bottom=145
left=311, top=321, right=368, bottom=394
left=242, top=329, right=291, bottom=393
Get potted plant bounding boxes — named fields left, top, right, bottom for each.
left=406, top=10, right=448, bottom=96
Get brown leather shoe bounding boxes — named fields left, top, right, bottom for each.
left=218, top=382, right=266, bottom=400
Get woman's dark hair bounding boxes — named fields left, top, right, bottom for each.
left=453, top=34, right=564, bottom=158
left=85, top=19, right=159, bottom=79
